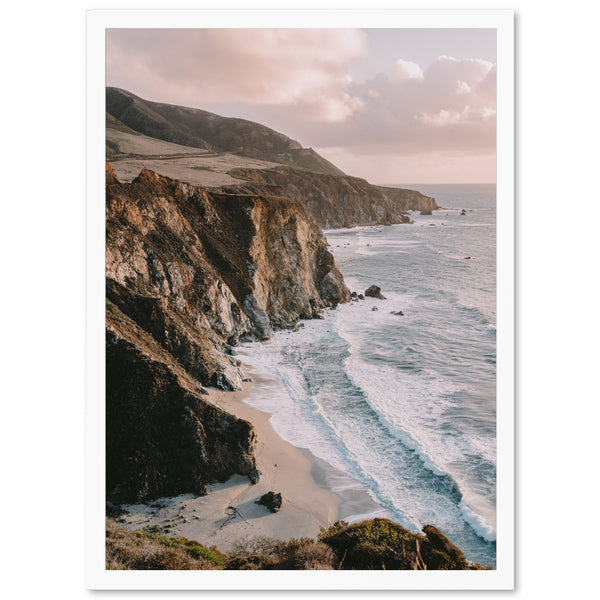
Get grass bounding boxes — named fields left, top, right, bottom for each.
left=140, top=532, right=227, bottom=568
left=106, top=517, right=490, bottom=571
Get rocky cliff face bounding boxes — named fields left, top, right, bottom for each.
left=374, top=185, right=440, bottom=213
left=224, top=167, right=438, bottom=229
left=105, top=164, right=349, bottom=502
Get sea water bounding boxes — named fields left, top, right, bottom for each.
left=238, top=184, right=497, bottom=567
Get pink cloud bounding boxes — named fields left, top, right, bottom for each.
left=106, top=29, right=496, bottom=182
left=106, top=29, right=367, bottom=123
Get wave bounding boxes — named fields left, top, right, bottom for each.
left=460, top=499, right=497, bottom=542
left=341, top=349, right=459, bottom=479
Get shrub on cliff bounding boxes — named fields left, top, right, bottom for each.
left=105, top=518, right=226, bottom=570
left=106, top=517, right=488, bottom=570
left=227, top=536, right=336, bottom=570
left=318, top=518, right=473, bottom=570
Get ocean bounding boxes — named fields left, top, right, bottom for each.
left=237, top=183, right=497, bottom=567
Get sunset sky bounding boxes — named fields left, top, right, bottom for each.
left=106, top=28, right=496, bottom=184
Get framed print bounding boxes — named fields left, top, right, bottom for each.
left=86, top=8, right=514, bottom=590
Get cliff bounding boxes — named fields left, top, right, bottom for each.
left=223, top=166, right=438, bottom=229
left=105, top=164, right=349, bottom=503
left=375, top=184, right=440, bottom=213
left=106, top=88, right=439, bottom=227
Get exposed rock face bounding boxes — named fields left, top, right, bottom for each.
left=106, top=306, right=256, bottom=503
left=374, top=185, right=439, bottom=214
left=106, top=165, right=349, bottom=502
left=225, top=167, right=437, bottom=229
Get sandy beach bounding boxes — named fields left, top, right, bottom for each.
left=116, top=381, right=343, bottom=552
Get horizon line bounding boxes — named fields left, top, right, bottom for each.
left=376, top=182, right=497, bottom=186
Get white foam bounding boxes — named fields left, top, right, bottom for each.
left=341, top=351, right=458, bottom=478
left=460, top=499, right=496, bottom=542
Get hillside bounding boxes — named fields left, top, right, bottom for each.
left=106, top=517, right=489, bottom=570
left=106, top=87, right=344, bottom=175
left=106, top=90, right=439, bottom=226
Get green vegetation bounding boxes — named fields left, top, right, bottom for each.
left=106, top=517, right=490, bottom=571
left=140, top=532, right=227, bottom=568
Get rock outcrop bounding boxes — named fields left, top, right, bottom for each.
left=224, top=167, right=437, bottom=229
left=364, top=285, right=386, bottom=300
left=256, top=491, right=283, bottom=513
left=106, top=165, right=349, bottom=502
left=319, top=519, right=477, bottom=570
left=374, top=185, right=439, bottom=214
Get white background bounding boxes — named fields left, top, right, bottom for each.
left=2, top=0, right=598, bottom=597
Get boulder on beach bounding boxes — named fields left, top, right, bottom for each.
left=248, top=466, right=261, bottom=485
left=365, top=285, right=386, bottom=300
left=257, top=491, right=282, bottom=513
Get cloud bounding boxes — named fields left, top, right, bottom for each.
left=106, top=30, right=496, bottom=181
left=106, top=29, right=367, bottom=123
left=285, top=53, right=497, bottom=156
left=392, top=59, right=423, bottom=81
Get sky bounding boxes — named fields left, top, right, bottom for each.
left=106, top=28, right=496, bottom=184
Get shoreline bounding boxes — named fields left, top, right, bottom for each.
left=116, top=379, right=344, bottom=551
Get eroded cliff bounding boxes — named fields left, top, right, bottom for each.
left=224, top=166, right=438, bottom=229
left=105, top=164, right=349, bottom=502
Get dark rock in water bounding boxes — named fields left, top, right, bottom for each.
left=248, top=466, right=261, bottom=485
left=297, top=322, right=304, bottom=328
left=365, top=285, right=386, bottom=300
left=464, top=256, right=472, bottom=260
left=420, top=209, right=433, bottom=215
left=350, top=291, right=358, bottom=298
left=227, top=335, right=239, bottom=347
left=358, top=294, right=365, bottom=300
left=460, top=209, right=467, bottom=216
left=391, top=310, right=404, bottom=316
left=257, top=491, right=282, bottom=512
left=242, top=377, right=252, bottom=383
left=371, top=306, right=379, bottom=311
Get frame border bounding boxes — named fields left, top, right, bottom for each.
left=86, top=9, right=514, bottom=590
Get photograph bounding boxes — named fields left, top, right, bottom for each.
left=89, top=10, right=514, bottom=589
